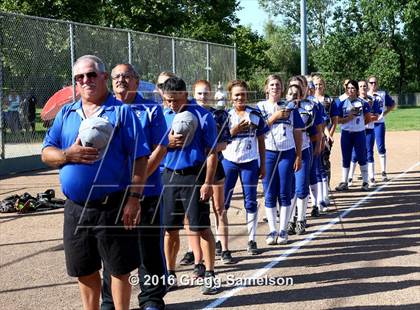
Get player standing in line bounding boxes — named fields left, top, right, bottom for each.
left=332, top=80, right=372, bottom=191
left=312, top=75, right=337, bottom=207
left=192, top=79, right=233, bottom=264
left=284, top=83, right=315, bottom=235
left=257, top=74, right=303, bottom=244
left=367, top=76, right=396, bottom=181
left=222, top=80, right=268, bottom=254
left=347, top=80, right=380, bottom=187
left=288, top=76, right=323, bottom=217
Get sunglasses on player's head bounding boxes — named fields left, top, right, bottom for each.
left=74, top=71, right=98, bottom=83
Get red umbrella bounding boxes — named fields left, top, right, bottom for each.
left=41, top=86, right=80, bottom=121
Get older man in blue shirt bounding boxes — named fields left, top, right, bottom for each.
left=42, top=55, right=150, bottom=310
left=100, top=63, right=168, bottom=310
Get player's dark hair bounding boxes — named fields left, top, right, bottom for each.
left=162, top=77, right=187, bottom=92
left=346, top=79, right=359, bottom=91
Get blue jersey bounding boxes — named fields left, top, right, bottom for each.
left=129, top=94, right=168, bottom=197
left=164, top=101, right=217, bottom=170
left=43, top=94, right=150, bottom=202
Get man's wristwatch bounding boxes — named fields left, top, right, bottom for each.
left=127, top=192, right=143, bottom=200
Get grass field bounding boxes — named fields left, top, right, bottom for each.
left=384, top=106, right=420, bottom=131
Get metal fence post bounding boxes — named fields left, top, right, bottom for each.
left=69, top=23, right=76, bottom=101
left=233, top=43, right=237, bottom=79
left=128, top=32, right=132, bottom=64
left=0, top=15, right=4, bottom=159
left=205, top=43, right=211, bottom=81
left=172, top=38, right=176, bottom=74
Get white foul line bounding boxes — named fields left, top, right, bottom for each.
left=204, top=161, right=420, bottom=309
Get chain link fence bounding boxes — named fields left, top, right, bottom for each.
left=0, top=12, right=236, bottom=159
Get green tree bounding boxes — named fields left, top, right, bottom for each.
left=258, top=0, right=334, bottom=47
left=231, top=25, right=269, bottom=90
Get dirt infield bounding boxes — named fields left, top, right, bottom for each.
left=1, top=131, right=419, bottom=309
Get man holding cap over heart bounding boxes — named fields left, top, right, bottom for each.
left=161, top=77, right=219, bottom=295
left=42, top=55, right=150, bottom=310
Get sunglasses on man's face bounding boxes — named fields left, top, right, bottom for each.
left=74, top=71, right=98, bottom=83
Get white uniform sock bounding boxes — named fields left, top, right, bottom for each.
left=309, top=184, right=317, bottom=206
left=288, top=203, right=296, bottom=223
left=368, top=162, right=375, bottom=180
left=265, top=207, right=277, bottom=233
left=349, top=161, right=356, bottom=180
left=290, top=194, right=297, bottom=212
left=342, top=167, right=350, bottom=183
left=278, top=205, right=291, bottom=233
left=317, top=182, right=323, bottom=205
left=322, top=178, right=329, bottom=202
left=297, top=197, right=308, bottom=221
left=246, top=210, right=258, bottom=242
left=379, top=153, right=387, bottom=173
left=360, top=164, right=368, bottom=183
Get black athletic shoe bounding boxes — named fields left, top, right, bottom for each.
left=221, top=250, right=234, bottom=264
left=167, top=272, right=178, bottom=291
left=201, top=272, right=220, bottom=295
left=296, top=221, right=306, bottom=235
left=381, top=171, right=389, bottom=182
left=311, top=206, right=320, bottom=217
left=180, top=251, right=194, bottom=266
left=361, top=182, right=370, bottom=191
left=193, top=263, right=206, bottom=279
left=335, top=182, right=349, bottom=191
left=247, top=240, right=260, bottom=255
left=287, top=221, right=296, bottom=235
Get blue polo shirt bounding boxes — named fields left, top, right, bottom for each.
left=43, top=94, right=150, bottom=203
left=129, top=94, right=168, bottom=197
left=163, top=101, right=217, bottom=170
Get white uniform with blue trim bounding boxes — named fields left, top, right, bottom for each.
left=257, top=100, right=296, bottom=152
left=222, top=107, right=264, bottom=163
left=340, top=98, right=367, bottom=132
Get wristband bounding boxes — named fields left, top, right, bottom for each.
left=127, top=192, right=143, bottom=200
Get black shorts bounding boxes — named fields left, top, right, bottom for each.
left=214, top=160, right=226, bottom=182
left=162, top=168, right=211, bottom=232
left=63, top=193, right=140, bottom=277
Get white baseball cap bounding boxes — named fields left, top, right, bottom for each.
left=172, top=110, right=198, bottom=147
left=79, top=117, right=114, bottom=159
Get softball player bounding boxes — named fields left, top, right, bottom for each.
left=257, top=75, right=303, bottom=244
left=285, top=83, right=316, bottom=235
left=222, top=80, right=268, bottom=255
left=332, top=80, right=372, bottom=191
left=192, top=79, right=233, bottom=264
left=312, top=75, right=337, bottom=208
left=289, top=76, right=324, bottom=216
left=348, top=80, right=381, bottom=187
left=367, top=76, right=396, bottom=181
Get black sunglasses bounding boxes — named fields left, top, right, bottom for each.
left=74, top=71, right=98, bottom=82
left=368, top=81, right=377, bottom=84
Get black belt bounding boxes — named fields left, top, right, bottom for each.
left=71, top=191, right=125, bottom=208
left=165, top=165, right=203, bottom=176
